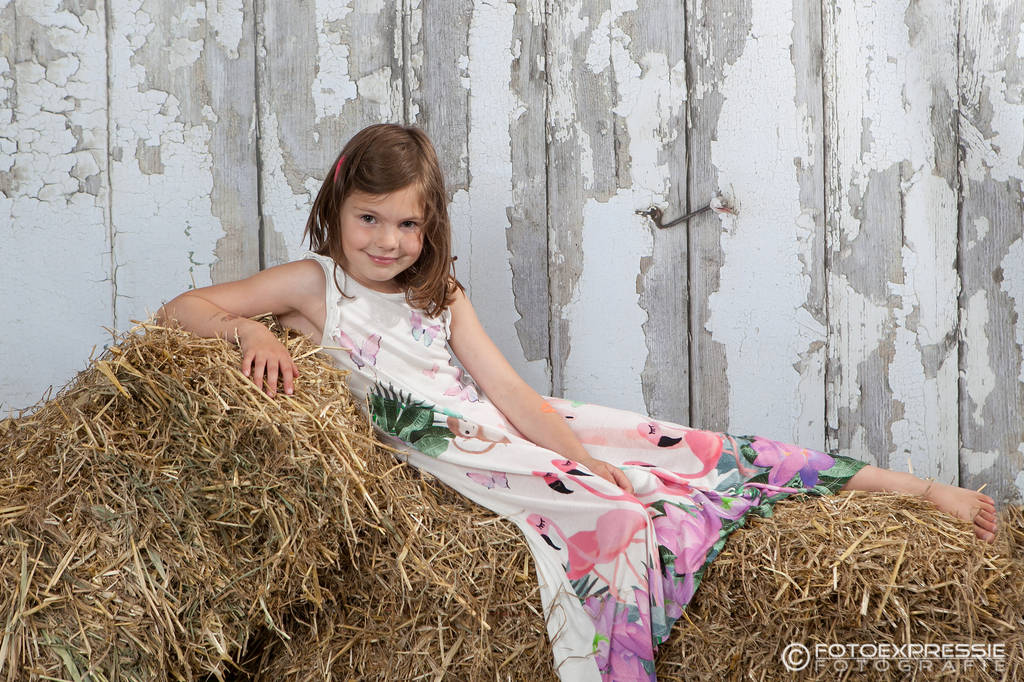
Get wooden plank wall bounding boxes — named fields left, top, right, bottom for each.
left=1, top=0, right=1022, bottom=505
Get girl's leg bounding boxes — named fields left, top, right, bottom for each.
left=840, top=465, right=998, bottom=543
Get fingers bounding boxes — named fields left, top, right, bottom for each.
left=240, top=350, right=298, bottom=397
left=976, top=509, right=997, bottom=531
left=610, top=467, right=634, bottom=495
left=267, top=357, right=283, bottom=396
left=587, top=460, right=634, bottom=495
left=281, top=360, right=299, bottom=395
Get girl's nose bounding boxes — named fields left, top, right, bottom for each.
left=376, top=223, right=400, bottom=249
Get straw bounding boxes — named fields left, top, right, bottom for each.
left=3, top=319, right=1021, bottom=681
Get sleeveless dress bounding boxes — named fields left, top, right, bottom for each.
left=306, top=252, right=867, bottom=682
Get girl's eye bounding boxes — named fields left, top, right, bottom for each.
left=400, top=221, right=419, bottom=230
left=360, top=214, right=376, bottom=224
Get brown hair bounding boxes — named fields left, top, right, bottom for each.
left=304, top=123, right=462, bottom=317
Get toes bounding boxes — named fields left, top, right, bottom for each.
left=973, top=522, right=997, bottom=543
left=975, top=516, right=997, bottom=532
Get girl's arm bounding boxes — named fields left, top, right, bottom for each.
left=448, top=289, right=634, bottom=493
left=155, top=260, right=326, bottom=397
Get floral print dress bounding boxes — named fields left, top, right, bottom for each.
left=306, top=253, right=867, bottom=682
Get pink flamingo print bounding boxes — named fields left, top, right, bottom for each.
left=636, top=425, right=758, bottom=479
left=638, top=425, right=721, bottom=480
left=527, top=510, right=649, bottom=599
left=551, top=460, right=636, bottom=501
left=532, top=471, right=575, bottom=495
left=620, top=463, right=696, bottom=497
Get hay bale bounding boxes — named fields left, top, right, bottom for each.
left=660, top=494, right=1024, bottom=681
left=3, top=322, right=1022, bottom=681
left=249, top=491, right=1024, bottom=682
left=0, top=320, right=381, bottom=680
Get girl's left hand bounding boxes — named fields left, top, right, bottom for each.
left=580, top=456, right=635, bottom=495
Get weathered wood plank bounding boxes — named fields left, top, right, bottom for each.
left=256, top=0, right=403, bottom=266
left=0, top=0, right=111, bottom=411
left=626, top=1, right=690, bottom=425
left=957, top=0, right=1024, bottom=504
left=685, top=0, right=748, bottom=434
left=546, top=0, right=616, bottom=404
left=692, top=0, right=829, bottom=446
left=824, top=0, right=960, bottom=480
left=109, top=0, right=259, bottom=326
left=410, top=0, right=549, bottom=392
left=548, top=1, right=689, bottom=415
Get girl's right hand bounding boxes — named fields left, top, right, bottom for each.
left=580, top=456, right=635, bottom=495
left=238, top=324, right=299, bottom=397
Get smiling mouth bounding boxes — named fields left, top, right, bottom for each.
left=368, top=254, right=398, bottom=264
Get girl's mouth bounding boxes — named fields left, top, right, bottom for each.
left=368, top=254, right=398, bottom=265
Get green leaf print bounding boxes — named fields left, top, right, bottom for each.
left=411, top=434, right=451, bottom=458
left=395, top=405, right=432, bottom=441
left=368, top=383, right=455, bottom=458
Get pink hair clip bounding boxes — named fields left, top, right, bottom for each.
left=333, top=155, right=346, bottom=183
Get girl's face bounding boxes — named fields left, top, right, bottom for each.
left=338, top=185, right=425, bottom=293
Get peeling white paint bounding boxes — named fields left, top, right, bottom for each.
left=457, top=54, right=470, bottom=89
left=259, top=111, right=322, bottom=263
left=1001, top=236, right=1024, bottom=387
left=167, top=4, right=206, bottom=71
left=563, top=1, right=684, bottom=412
left=961, top=9, right=1024, bottom=184
left=564, top=196, right=651, bottom=409
left=610, top=39, right=684, bottom=194
left=962, top=448, right=1000, bottom=476
left=110, top=0, right=224, bottom=322
left=546, top=0, right=590, bottom=143
left=707, top=1, right=825, bottom=447
left=962, top=289, right=996, bottom=426
left=887, top=174, right=960, bottom=482
left=406, top=1, right=422, bottom=122
left=356, top=67, right=400, bottom=120
left=828, top=1, right=960, bottom=478
left=0, top=2, right=110, bottom=410
left=459, top=0, right=547, bottom=391
left=967, top=215, right=990, bottom=250
left=312, top=0, right=357, bottom=122
left=208, top=0, right=244, bottom=58
left=585, top=10, right=612, bottom=74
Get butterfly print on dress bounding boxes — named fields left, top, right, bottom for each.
left=410, top=311, right=442, bottom=347
left=332, top=328, right=381, bottom=369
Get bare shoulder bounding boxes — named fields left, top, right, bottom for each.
left=263, top=259, right=327, bottom=339
left=447, top=286, right=478, bottom=330
left=270, top=259, right=326, bottom=297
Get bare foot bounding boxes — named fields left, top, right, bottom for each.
left=923, top=481, right=998, bottom=543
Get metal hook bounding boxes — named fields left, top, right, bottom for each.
left=636, top=196, right=737, bottom=229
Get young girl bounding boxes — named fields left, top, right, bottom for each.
left=157, top=123, right=997, bottom=681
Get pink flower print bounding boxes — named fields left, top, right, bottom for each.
left=652, top=502, right=722, bottom=578
left=331, top=329, right=381, bottom=369
left=410, top=311, right=442, bottom=347
left=697, top=488, right=756, bottom=522
left=663, top=572, right=695, bottom=620
left=750, top=437, right=835, bottom=488
left=582, top=594, right=655, bottom=682
left=422, top=363, right=440, bottom=379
